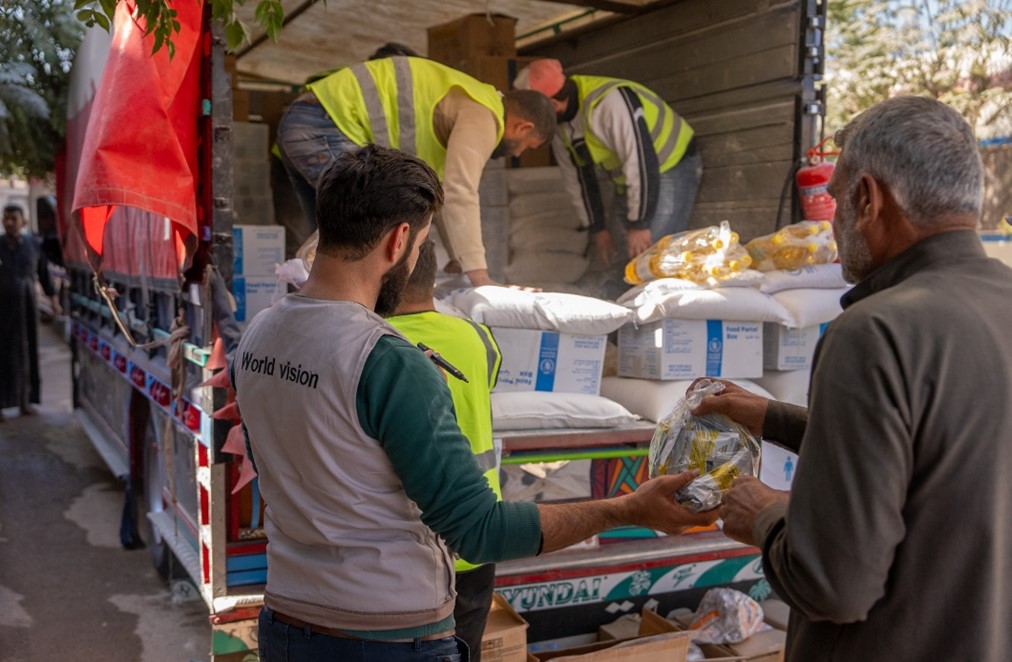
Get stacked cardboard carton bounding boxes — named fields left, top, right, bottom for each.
left=232, top=224, right=285, bottom=324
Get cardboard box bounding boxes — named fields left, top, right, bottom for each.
left=762, top=323, right=828, bottom=370
left=493, top=328, right=607, bottom=395
left=481, top=593, right=529, bottom=662
left=232, top=225, right=285, bottom=276
left=639, top=610, right=740, bottom=661
left=617, top=320, right=763, bottom=380
left=232, top=275, right=279, bottom=323
left=669, top=608, right=787, bottom=662
left=428, top=13, right=517, bottom=64
left=532, top=625, right=690, bottom=661
left=454, top=54, right=540, bottom=92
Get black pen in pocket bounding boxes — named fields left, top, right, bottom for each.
left=417, top=342, right=469, bottom=383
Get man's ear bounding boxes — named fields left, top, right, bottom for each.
left=855, top=173, right=883, bottom=230
left=383, top=222, right=412, bottom=263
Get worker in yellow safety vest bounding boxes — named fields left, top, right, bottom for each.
left=386, top=239, right=503, bottom=662
left=516, top=59, right=703, bottom=298
left=276, top=56, right=557, bottom=288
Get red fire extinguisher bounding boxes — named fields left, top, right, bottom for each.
left=796, top=135, right=839, bottom=221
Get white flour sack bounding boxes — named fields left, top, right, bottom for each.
left=773, top=287, right=850, bottom=328
left=506, top=166, right=565, bottom=195
left=491, top=392, right=640, bottom=431
left=450, top=286, right=633, bottom=335
left=758, top=264, right=849, bottom=294
left=617, top=279, right=793, bottom=326
left=601, top=376, right=774, bottom=424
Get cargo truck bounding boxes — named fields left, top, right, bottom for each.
left=60, top=1, right=826, bottom=658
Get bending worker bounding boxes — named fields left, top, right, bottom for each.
left=387, top=240, right=502, bottom=661
left=276, top=55, right=557, bottom=287
left=517, top=59, right=702, bottom=288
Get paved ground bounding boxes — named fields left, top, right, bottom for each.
left=0, top=320, right=211, bottom=662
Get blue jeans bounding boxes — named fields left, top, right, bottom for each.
left=605, top=150, right=703, bottom=292
left=611, top=149, right=703, bottom=241
left=259, top=607, right=468, bottom=661
left=276, top=99, right=358, bottom=230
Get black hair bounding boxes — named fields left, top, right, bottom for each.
left=400, top=239, right=437, bottom=302
left=3, top=204, right=25, bottom=217
left=504, top=89, right=557, bottom=141
left=314, top=145, right=443, bottom=260
left=369, top=42, right=419, bottom=60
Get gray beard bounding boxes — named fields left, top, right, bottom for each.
left=836, top=201, right=874, bottom=284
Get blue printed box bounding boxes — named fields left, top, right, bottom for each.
left=617, top=319, right=763, bottom=380
left=492, top=328, right=606, bottom=395
left=232, top=225, right=285, bottom=276
left=762, top=322, right=829, bottom=371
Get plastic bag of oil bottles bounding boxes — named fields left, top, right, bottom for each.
left=648, top=379, right=761, bottom=512
left=624, top=221, right=753, bottom=286
left=744, top=221, right=837, bottom=272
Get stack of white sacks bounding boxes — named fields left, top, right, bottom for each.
left=444, top=286, right=642, bottom=504
left=446, top=286, right=641, bottom=433
left=503, top=167, right=589, bottom=287
left=602, top=263, right=850, bottom=421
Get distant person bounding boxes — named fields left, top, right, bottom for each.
left=276, top=55, right=556, bottom=287
left=1, top=205, right=61, bottom=421
left=698, top=96, right=1012, bottom=661
left=387, top=239, right=502, bottom=661
left=516, top=59, right=702, bottom=296
left=233, top=145, right=716, bottom=661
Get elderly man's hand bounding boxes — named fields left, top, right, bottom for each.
left=719, top=476, right=788, bottom=546
left=593, top=229, right=617, bottom=267
left=688, top=378, right=769, bottom=439
left=626, top=228, right=653, bottom=259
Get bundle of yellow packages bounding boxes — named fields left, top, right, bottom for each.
left=744, top=220, right=838, bottom=271
left=624, top=221, right=753, bottom=285
left=648, top=380, right=761, bottom=512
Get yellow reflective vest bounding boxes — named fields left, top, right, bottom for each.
left=308, top=57, right=505, bottom=179
left=386, top=311, right=503, bottom=572
left=566, top=74, right=693, bottom=176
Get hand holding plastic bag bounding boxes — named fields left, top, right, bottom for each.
left=648, top=379, right=761, bottom=512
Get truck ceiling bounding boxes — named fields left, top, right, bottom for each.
left=231, top=0, right=662, bottom=85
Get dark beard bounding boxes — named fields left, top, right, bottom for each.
left=491, top=136, right=517, bottom=159
left=375, top=257, right=412, bottom=317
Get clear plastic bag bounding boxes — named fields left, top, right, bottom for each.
left=648, top=379, right=761, bottom=512
left=688, top=588, right=766, bottom=644
left=744, top=220, right=838, bottom=272
left=624, top=221, right=753, bottom=286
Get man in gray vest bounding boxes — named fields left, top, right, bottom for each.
left=233, top=144, right=717, bottom=661
left=697, top=96, right=1012, bottom=661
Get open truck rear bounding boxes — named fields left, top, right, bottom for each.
left=60, top=1, right=825, bottom=658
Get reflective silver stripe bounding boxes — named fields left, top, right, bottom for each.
left=473, top=449, right=498, bottom=473
left=350, top=63, right=390, bottom=147
left=465, top=319, right=499, bottom=387
left=624, top=86, right=680, bottom=163
left=392, top=57, right=415, bottom=152
left=587, top=81, right=681, bottom=165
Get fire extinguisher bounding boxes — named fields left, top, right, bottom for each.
left=796, top=135, right=839, bottom=221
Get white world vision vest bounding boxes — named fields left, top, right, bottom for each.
left=233, top=296, right=455, bottom=630
left=309, top=57, right=505, bottom=179
left=566, top=74, right=694, bottom=178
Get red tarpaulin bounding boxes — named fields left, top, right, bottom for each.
left=71, top=0, right=203, bottom=271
